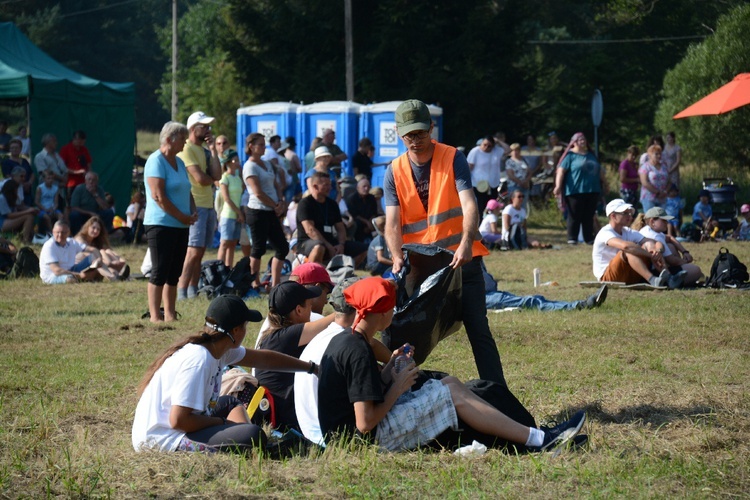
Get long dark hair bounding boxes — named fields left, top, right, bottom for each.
left=136, top=322, right=226, bottom=397
left=259, top=309, right=294, bottom=344
left=1, top=179, right=19, bottom=207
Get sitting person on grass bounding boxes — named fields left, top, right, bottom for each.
left=0, top=235, right=17, bottom=275
left=74, top=215, right=130, bottom=279
left=69, top=172, right=114, bottom=235
left=132, top=295, right=316, bottom=454
left=317, top=276, right=587, bottom=452
left=501, top=190, right=528, bottom=250
left=592, top=199, right=672, bottom=287
left=639, top=207, right=703, bottom=287
left=365, top=216, right=393, bottom=276
left=39, top=221, right=118, bottom=284
left=734, top=203, right=750, bottom=241
left=692, top=189, right=719, bottom=238
left=35, top=169, right=62, bottom=230
left=478, top=199, right=503, bottom=249
left=296, top=171, right=367, bottom=268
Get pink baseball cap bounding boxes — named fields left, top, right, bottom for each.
left=486, top=199, right=501, bottom=211
left=741, top=203, right=750, bottom=214
left=291, top=262, right=334, bottom=288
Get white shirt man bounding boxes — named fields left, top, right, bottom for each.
left=592, top=199, right=668, bottom=286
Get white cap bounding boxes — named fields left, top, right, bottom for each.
left=314, top=146, right=332, bottom=159
left=186, top=111, right=215, bottom=129
left=605, top=198, right=634, bottom=216
left=277, top=140, right=290, bottom=152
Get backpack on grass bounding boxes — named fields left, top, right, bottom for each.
left=199, top=257, right=255, bottom=299
left=8, top=247, right=39, bottom=279
left=705, top=247, right=749, bottom=289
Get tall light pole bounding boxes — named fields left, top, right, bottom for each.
left=344, top=0, right=354, bottom=101
left=171, top=0, right=178, bottom=120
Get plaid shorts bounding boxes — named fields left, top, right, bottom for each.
left=376, top=379, right=458, bottom=451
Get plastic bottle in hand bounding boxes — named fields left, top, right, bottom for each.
left=394, top=345, right=413, bottom=373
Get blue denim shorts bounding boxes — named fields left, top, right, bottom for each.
left=220, top=217, right=241, bottom=241
left=188, top=207, right=217, bottom=248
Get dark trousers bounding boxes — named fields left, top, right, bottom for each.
left=244, top=208, right=289, bottom=260
left=474, top=188, right=493, bottom=217
left=565, top=192, right=599, bottom=244
left=461, top=257, right=506, bottom=385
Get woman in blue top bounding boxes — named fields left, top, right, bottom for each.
left=144, top=122, right=198, bottom=323
left=553, top=132, right=606, bottom=245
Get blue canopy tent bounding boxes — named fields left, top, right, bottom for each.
left=0, top=22, right=135, bottom=215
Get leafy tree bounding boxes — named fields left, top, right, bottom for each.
left=655, top=3, right=750, bottom=167
left=157, top=2, right=253, bottom=143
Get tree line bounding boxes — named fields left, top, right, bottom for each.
left=3, top=0, right=747, bottom=164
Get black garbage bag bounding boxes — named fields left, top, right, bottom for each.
left=381, top=244, right=463, bottom=365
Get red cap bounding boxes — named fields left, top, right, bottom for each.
left=291, top=263, right=334, bottom=288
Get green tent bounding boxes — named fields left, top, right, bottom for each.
left=0, top=22, right=135, bottom=215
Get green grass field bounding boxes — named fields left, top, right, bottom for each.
left=2, top=170, right=750, bottom=497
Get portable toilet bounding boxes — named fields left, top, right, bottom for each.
left=236, top=102, right=300, bottom=163
left=359, top=101, right=443, bottom=189
left=297, top=101, right=363, bottom=178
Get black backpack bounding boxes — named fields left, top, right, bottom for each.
left=8, top=247, right=39, bottom=279
left=198, top=259, right=230, bottom=290
left=705, top=247, right=749, bottom=288
left=200, top=256, right=255, bottom=299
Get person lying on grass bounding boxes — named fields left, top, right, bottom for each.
left=317, top=276, right=587, bottom=452
left=132, top=295, right=317, bottom=454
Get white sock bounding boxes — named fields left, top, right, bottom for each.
left=526, top=427, right=545, bottom=447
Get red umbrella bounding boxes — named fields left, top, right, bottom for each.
left=673, top=73, right=750, bottom=119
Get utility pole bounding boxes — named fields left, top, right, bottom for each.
left=171, top=0, right=178, bottom=120
left=344, top=0, right=354, bottom=101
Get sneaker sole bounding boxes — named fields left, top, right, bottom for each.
left=541, top=411, right=586, bottom=451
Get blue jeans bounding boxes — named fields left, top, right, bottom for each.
left=486, top=291, right=581, bottom=311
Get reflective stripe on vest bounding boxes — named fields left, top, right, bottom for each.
left=392, top=142, right=488, bottom=257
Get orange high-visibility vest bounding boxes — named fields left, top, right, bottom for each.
left=392, top=142, right=489, bottom=256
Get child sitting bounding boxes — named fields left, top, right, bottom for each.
left=502, top=190, right=528, bottom=250
left=692, top=189, right=719, bottom=239
left=365, top=216, right=392, bottom=276
left=664, top=184, right=684, bottom=237
left=734, top=203, right=750, bottom=241
left=35, top=170, right=62, bottom=232
left=479, top=199, right=504, bottom=249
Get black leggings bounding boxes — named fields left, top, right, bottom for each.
left=244, top=208, right=289, bottom=260
left=565, top=192, right=600, bottom=244
left=183, top=396, right=267, bottom=453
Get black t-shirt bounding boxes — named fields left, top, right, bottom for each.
left=345, top=192, right=378, bottom=221
left=296, top=195, right=342, bottom=246
left=352, top=151, right=373, bottom=180
left=256, top=323, right=306, bottom=429
left=318, top=330, right=383, bottom=441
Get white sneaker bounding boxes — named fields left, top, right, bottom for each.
left=32, top=233, right=50, bottom=245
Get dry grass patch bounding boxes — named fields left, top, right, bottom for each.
left=1, top=226, right=749, bottom=496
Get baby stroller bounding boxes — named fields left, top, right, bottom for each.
left=703, top=178, right=739, bottom=234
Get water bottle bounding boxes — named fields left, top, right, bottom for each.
left=394, top=345, right=412, bottom=373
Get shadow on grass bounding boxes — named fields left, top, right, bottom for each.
left=573, top=401, right=718, bottom=427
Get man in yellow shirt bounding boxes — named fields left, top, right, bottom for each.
left=177, top=111, right=222, bottom=299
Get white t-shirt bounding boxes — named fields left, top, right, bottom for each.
left=39, top=237, right=87, bottom=284
left=501, top=205, right=526, bottom=239
left=294, top=323, right=347, bottom=446
left=466, top=146, right=504, bottom=188
left=639, top=226, right=672, bottom=257
left=132, top=343, right=246, bottom=452
left=592, top=225, right=644, bottom=280
left=479, top=212, right=498, bottom=235
left=252, top=312, right=324, bottom=375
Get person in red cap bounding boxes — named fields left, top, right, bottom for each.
left=256, top=280, right=392, bottom=431
left=253, top=262, right=334, bottom=351
left=132, top=295, right=316, bottom=454
left=317, top=277, right=587, bottom=453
